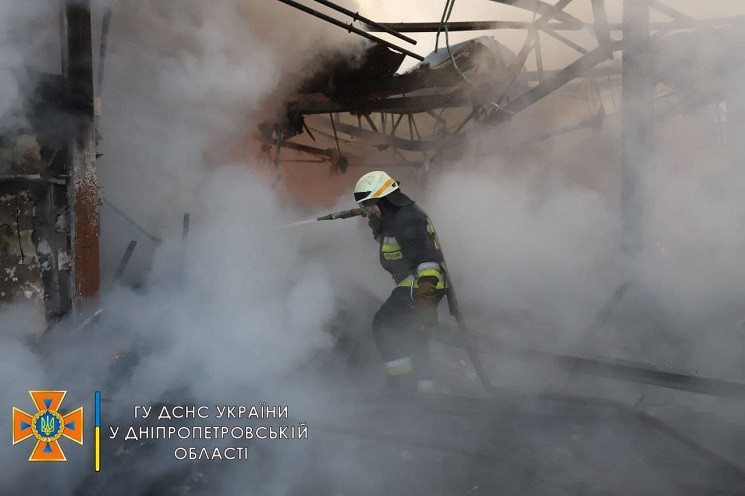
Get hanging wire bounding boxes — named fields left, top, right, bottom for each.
left=438, top=0, right=514, bottom=115
left=434, top=0, right=454, bottom=53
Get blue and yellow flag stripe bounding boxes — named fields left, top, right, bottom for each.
left=95, top=391, right=101, bottom=472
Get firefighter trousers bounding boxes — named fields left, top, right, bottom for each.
left=372, top=286, right=445, bottom=392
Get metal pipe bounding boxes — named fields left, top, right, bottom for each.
left=308, top=0, right=416, bottom=45
left=372, top=20, right=578, bottom=32
left=541, top=26, right=588, bottom=54
left=275, top=0, right=424, bottom=61
left=488, top=0, right=585, bottom=28
left=621, top=0, right=654, bottom=275
left=372, top=17, right=745, bottom=33
left=102, top=197, right=162, bottom=244
left=431, top=325, right=745, bottom=400
left=329, top=113, right=341, bottom=154
left=276, top=139, right=334, bottom=158
left=591, top=0, right=613, bottom=54
left=533, top=30, right=544, bottom=81
left=491, top=41, right=620, bottom=121
left=113, top=240, right=137, bottom=281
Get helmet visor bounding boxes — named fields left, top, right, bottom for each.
left=354, top=191, right=372, bottom=203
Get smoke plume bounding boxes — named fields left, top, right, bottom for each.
left=3, top=1, right=745, bottom=494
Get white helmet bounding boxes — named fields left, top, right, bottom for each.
left=354, top=171, right=400, bottom=204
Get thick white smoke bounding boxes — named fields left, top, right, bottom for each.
left=102, top=166, right=342, bottom=404
left=0, top=0, right=60, bottom=126
left=0, top=0, right=384, bottom=493
left=87, top=0, right=389, bottom=410
left=96, top=0, right=367, bottom=275
left=426, top=162, right=619, bottom=341
left=3, top=1, right=745, bottom=493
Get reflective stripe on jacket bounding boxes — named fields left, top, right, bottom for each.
left=378, top=203, right=446, bottom=289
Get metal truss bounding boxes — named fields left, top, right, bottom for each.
left=263, top=0, right=743, bottom=171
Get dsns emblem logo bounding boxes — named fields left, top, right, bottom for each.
left=12, top=391, right=83, bottom=461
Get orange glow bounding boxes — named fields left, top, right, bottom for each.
left=656, top=243, right=673, bottom=257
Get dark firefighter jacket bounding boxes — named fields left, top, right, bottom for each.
left=377, top=201, right=447, bottom=290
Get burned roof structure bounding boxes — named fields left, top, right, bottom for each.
left=3, top=1, right=745, bottom=495
left=263, top=0, right=745, bottom=174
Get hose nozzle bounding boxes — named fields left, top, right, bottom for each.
left=317, top=208, right=366, bottom=221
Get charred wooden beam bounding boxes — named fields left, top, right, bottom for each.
left=64, top=0, right=100, bottom=309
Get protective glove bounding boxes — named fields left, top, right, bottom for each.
left=416, top=278, right=439, bottom=328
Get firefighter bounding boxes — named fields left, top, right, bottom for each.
left=354, top=171, right=447, bottom=392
